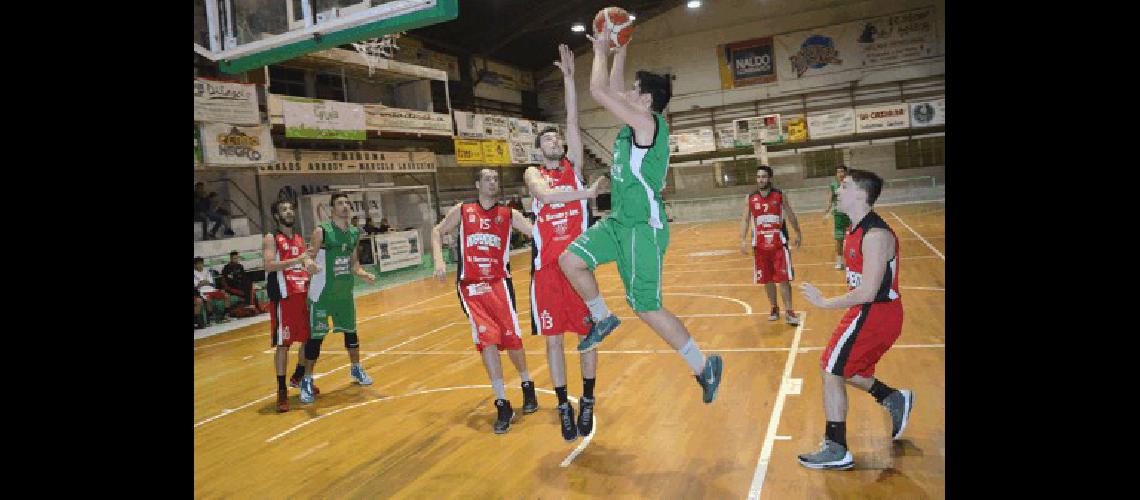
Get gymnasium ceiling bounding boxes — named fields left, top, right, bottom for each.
left=407, top=0, right=687, bottom=72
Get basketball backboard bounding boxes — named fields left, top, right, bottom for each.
left=193, top=0, right=458, bottom=74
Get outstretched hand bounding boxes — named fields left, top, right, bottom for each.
left=799, top=282, right=827, bottom=308
left=586, top=25, right=613, bottom=54
left=554, top=43, right=574, bottom=78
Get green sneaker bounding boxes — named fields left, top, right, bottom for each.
left=694, top=355, right=724, bottom=404
left=577, top=315, right=621, bottom=352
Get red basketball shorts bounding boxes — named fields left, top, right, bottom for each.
left=753, top=244, right=794, bottom=284
left=530, top=266, right=591, bottom=337
left=458, top=278, right=523, bottom=352
left=269, top=294, right=311, bottom=347
left=820, top=301, right=904, bottom=378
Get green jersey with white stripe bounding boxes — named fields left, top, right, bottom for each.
left=609, top=112, right=670, bottom=229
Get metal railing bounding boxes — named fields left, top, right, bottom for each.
left=203, top=178, right=262, bottom=234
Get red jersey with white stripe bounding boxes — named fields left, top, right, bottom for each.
left=748, top=188, right=788, bottom=250
left=267, top=231, right=308, bottom=300
left=843, top=211, right=901, bottom=302
left=532, top=158, right=589, bottom=270
left=458, top=202, right=513, bottom=282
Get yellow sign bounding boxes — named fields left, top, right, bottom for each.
left=454, top=139, right=485, bottom=165
left=785, top=117, right=808, bottom=143
left=454, top=139, right=512, bottom=166
left=482, top=140, right=510, bottom=165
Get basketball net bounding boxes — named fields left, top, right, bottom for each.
left=351, top=33, right=404, bottom=76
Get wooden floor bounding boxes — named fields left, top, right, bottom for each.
left=194, top=202, right=945, bottom=499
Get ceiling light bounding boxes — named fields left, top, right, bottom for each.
left=687, top=0, right=702, bottom=9
left=571, top=22, right=585, bottom=32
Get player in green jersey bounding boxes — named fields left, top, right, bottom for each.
left=558, top=25, right=723, bottom=404
left=824, top=165, right=851, bottom=270
left=298, top=192, right=377, bottom=404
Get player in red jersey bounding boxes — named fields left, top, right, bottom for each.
left=432, top=169, right=539, bottom=435
left=797, top=169, right=915, bottom=470
left=524, top=43, right=607, bottom=442
left=262, top=200, right=320, bottom=413
left=739, top=165, right=803, bottom=325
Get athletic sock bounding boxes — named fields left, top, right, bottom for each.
left=582, top=378, right=596, bottom=399
left=678, top=338, right=707, bottom=376
left=868, top=380, right=897, bottom=404
left=518, top=370, right=531, bottom=383
left=492, top=378, right=506, bottom=400
left=291, top=364, right=305, bottom=380
left=276, top=375, right=286, bottom=392
left=555, top=386, right=569, bottom=405
left=825, top=421, right=847, bottom=448
left=585, top=295, right=611, bottom=322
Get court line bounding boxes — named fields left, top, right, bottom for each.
left=559, top=389, right=596, bottom=467
left=263, top=385, right=596, bottom=468
left=674, top=222, right=706, bottom=235
left=194, top=333, right=265, bottom=351
left=797, top=343, right=944, bottom=352
left=194, top=291, right=456, bottom=345
left=748, top=311, right=807, bottom=499
left=664, top=292, right=752, bottom=314
left=889, top=212, right=945, bottom=261
left=311, top=344, right=945, bottom=356
left=381, top=303, right=465, bottom=316
left=661, top=283, right=943, bottom=291
left=194, top=321, right=462, bottom=429
left=664, top=255, right=940, bottom=274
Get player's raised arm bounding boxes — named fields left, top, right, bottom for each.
left=432, top=203, right=463, bottom=281
left=609, top=43, right=627, bottom=94
left=587, top=27, right=654, bottom=138
left=555, top=44, right=585, bottom=177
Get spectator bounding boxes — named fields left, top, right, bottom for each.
left=194, top=288, right=207, bottom=329
left=220, top=251, right=260, bottom=309
left=194, top=257, right=231, bottom=323
left=196, top=190, right=235, bottom=240
left=194, top=182, right=209, bottom=240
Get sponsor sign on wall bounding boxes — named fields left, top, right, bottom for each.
left=717, top=37, right=777, bottom=89
left=199, top=123, right=276, bottom=165
left=194, top=78, right=260, bottom=124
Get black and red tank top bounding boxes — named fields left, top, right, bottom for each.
left=843, top=211, right=901, bottom=302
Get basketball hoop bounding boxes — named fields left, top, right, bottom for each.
left=351, top=33, right=404, bottom=76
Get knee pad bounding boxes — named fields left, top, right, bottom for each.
left=344, top=331, right=359, bottom=349
left=305, top=337, right=324, bottom=361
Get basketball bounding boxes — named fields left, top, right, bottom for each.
left=593, top=6, right=635, bottom=49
